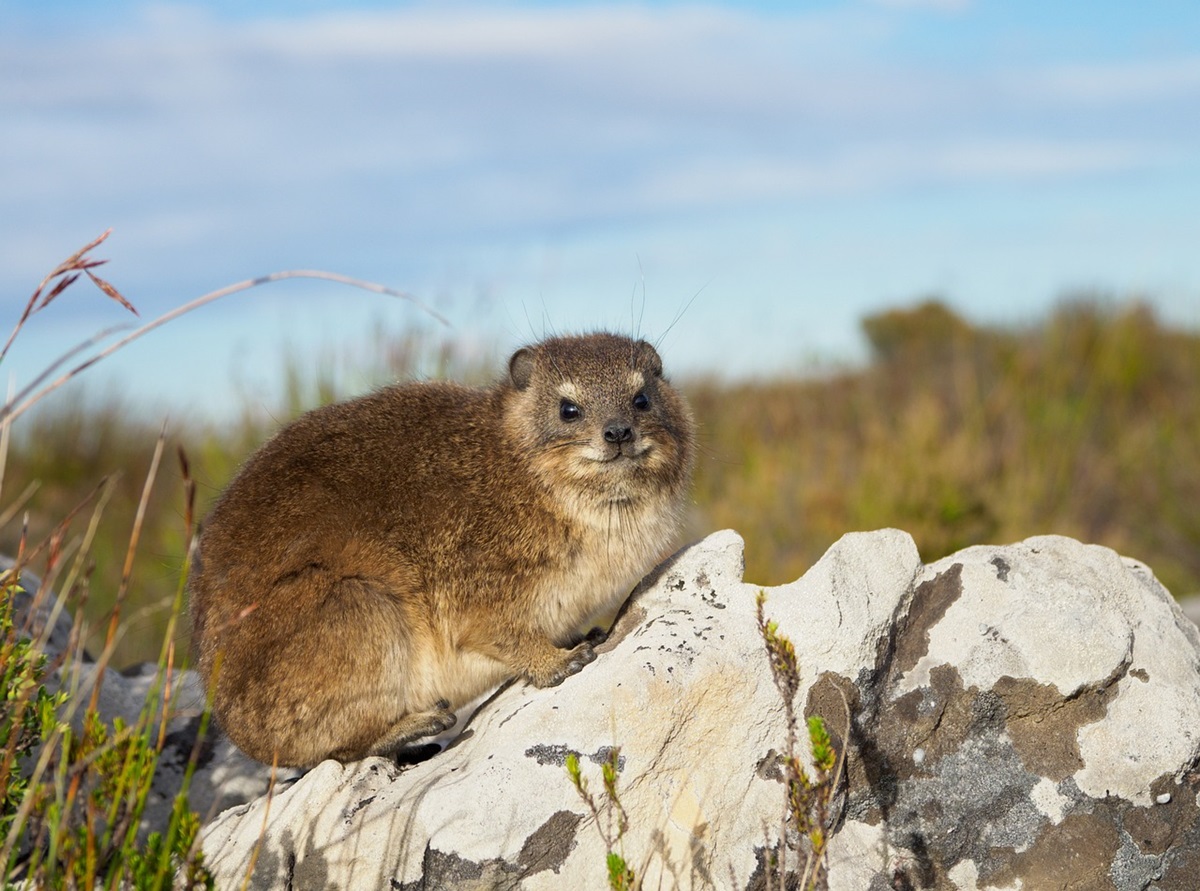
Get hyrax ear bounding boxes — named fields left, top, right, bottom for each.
left=509, top=347, right=536, bottom=390
left=633, top=340, right=663, bottom=378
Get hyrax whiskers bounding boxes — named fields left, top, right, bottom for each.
left=188, top=332, right=694, bottom=767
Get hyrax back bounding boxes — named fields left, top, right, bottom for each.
left=188, top=332, right=694, bottom=767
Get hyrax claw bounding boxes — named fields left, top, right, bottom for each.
left=532, top=641, right=598, bottom=688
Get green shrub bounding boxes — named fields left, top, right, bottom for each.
left=0, top=573, right=213, bottom=889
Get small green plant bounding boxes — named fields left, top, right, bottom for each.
left=0, top=236, right=214, bottom=889
left=757, top=590, right=842, bottom=891
left=565, top=748, right=636, bottom=891
left=0, top=485, right=215, bottom=889
left=0, top=580, right=68, bottom=849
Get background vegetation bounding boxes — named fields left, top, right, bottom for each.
left=5, top=298, right=1198, bottom=667
left=691, top=299, right=1200, bottom=602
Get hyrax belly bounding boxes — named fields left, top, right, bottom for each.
left=189, top=332, right=694, bottom=767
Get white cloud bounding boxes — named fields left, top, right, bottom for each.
left=3, top=6, right=1184, bottom=195
left=246, top=6, right=748, bottom=59
left=1020, top=58, right=1200, bottom=104
left=867, top=0, right=970, bottom=11
left=638, top=138, right=1162, bottom=217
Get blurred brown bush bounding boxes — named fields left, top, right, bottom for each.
left=686, top=299, right=1200, bottom=598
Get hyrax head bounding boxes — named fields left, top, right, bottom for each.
left=506, top=332, right=693, bottom=501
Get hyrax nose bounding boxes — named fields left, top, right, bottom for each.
left=603, top=421, right=634, bottom=444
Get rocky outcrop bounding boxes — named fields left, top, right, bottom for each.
left=193, top=530, right=1200, bottom=890
left=16, top=532, right=1198, bottom=888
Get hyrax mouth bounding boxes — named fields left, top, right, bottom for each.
left=593, top=439, right=649, bottom=463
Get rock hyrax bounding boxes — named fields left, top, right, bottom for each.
left=188, top=332, right=694, bottom=767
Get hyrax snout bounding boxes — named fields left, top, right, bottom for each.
left=188, top=332, right=694, bottom=767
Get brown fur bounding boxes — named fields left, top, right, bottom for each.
left=188, top=333, right=694, bottom=767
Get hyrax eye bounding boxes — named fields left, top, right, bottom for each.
left=632, top=392, right=651, bottom=411
left=560, top=400, right=582, bottom=422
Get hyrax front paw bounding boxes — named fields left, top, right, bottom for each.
left=526, top=640, right=598, bottom=688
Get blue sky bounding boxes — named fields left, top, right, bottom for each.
left=2, top=0, right=1199, bottom=422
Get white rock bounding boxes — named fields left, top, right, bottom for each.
left=903, top=539, right=1133, bottom=697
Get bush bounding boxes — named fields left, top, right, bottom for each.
left=686, top=298, right=1200, bottom=597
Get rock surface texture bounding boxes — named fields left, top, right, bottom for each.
left=194, top=530, right=1200, bottom=890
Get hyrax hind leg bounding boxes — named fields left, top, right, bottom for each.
left=363, top=700, right=457, bottom=760
left=225, top=569, right=450, bottom=767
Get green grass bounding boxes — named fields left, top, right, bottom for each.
left=1, top=570, right=214, bottom=890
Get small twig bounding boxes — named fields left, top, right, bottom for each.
left=2, top=326, right=133, bottom=424
left=86, top=424, right=166, bottom=716
left=0, top=230, right=121, bottom=364
left=1, top=269, right=449, bottom=427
